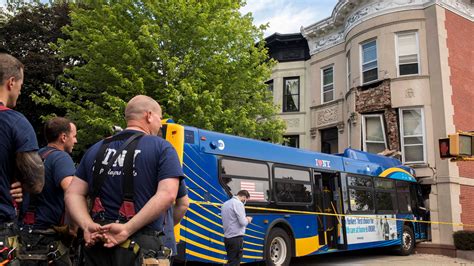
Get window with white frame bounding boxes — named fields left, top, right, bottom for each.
left=321, top=66, right=334, bottom=103
left=397, top=32, right=419, bottom=76
left=283, top=77, right=299, bottom=112
left=361, top=40, right=378, bottom=84
left=399, top=108, right=425, bottom=163
left=362, top=114, right=387, bottom=154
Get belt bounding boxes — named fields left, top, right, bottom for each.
left=19, top=227, right=56, bottom=235
left=93, top=218, right=164, bottom=237
left=0, top=222, right=16, bottom=231
left=225, top=235, right=244, bottom=239
left=119, top=239, right=172, bottom=259
left=16, top=239, right=68, bottom=261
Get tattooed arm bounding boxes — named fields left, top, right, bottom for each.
left=16, top=151, right=45, bottom=194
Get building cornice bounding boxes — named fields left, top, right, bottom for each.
left=301, top=0, right=473, bottom=55
left=436, top=0, right=474, bottom=21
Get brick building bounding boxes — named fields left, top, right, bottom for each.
left=266, top=0, right=473, bottom=250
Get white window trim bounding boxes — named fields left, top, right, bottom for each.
left=361, top=114, right=387, bottom=153
left=321, top=65, right=334, bottom=104
left=283, top=77, right=300, bottom=112
left=360, top=39, right=378, bottom=85
left=399, top=107, right=426, bottom=164
left=395, top=31, right=420, bottom=77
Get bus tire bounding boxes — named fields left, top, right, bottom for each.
left=265, top=227, right=292, bottom=266
left=398, top=225, right=415, bottom=256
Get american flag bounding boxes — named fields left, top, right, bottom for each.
left=240, top=181, right=265, bottom=201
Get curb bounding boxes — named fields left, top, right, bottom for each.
left=456, top=250, right=474, bottom=261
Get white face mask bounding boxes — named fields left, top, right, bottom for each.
left=242, top=198, right=247, bottom=205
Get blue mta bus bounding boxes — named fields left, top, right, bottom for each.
left=161, top=120, right=429, bottom=265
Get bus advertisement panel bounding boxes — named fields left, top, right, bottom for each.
left=345, top=215, right=397, bottom=244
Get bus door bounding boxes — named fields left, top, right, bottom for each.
left=411, top=183, right=429, bottom=240
left=321, top=173, right=341, bottom=249
left=313, top=173, right=326, bottom=247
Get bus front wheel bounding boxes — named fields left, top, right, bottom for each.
left=265, top=228, right=292, bottom=266
left=398, top=225, right=415, bottom=256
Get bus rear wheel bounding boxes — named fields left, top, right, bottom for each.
left=397, top=225, right=415, bottom=256
left=265, top=228, right=292, bottom=266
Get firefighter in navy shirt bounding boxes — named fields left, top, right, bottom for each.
left=163, top=179, right=189, bottom=265
left=18, top=117, right=77, bottom=265
left=66, top=95, right=184, bottom=266
left=0, top=53, right=44, bottom=265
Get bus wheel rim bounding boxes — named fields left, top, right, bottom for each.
left=270, top=236, right=287, bottom=265
left=403, top=231, right=412, bottom=251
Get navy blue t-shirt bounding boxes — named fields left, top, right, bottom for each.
left=75, top=130, right=184, bottom=231
left=21, top=147, right=76, bottom=229
left=163, top=179, right=188, bottom=254
left=0, top=106, right=38, bottom=222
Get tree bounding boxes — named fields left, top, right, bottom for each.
left=0, top=3, right=71, bottom=146
left=35, top=0, right=285, bottom=151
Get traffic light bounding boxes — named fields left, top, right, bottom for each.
left=439, top=138, right=451, bottom=158
left=439, top=132, right=474, bottom=159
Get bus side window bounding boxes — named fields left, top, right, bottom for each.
left=274, top=167, right=312, bottom=204
left=219, top=158, right=270, bottom=203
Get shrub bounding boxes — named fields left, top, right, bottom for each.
left=453, top=230, right=474, bottom=250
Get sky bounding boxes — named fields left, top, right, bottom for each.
left=240, top=0, right=339, bottom=37
left=1, top=0, right=340, bottom=37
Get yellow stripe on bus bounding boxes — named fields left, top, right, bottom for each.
left=188, top=188, right=205, bottom=200
left=183, top=216, right=223, bottom=237
left=184, top=167, right=222, bottom=203
left=181, top=225, right=223, bottom=245
left=190, top=200, right=474, bottom=228
left=186, top=249, right=226, bottom=264
left=379, top=167, right=412, bottom=178
left=193, top=201, right=221, bottom=219
left=185, top=175, right=208, bottom=194
left=183, top=216, right=264, bottom=247
left=163, top=123, right=184, bottom=164
left=186, top=248, right=262, bottom=263
left=245, top=227, right=265, bottom=236
left=188, top=208, right=223, bottom=229
left=181, top=236, right=226, bottom=255
left=295, top=235, right=319, bottom=257
left=181, top=225, right=263, bottom=254
left=244, top=233, right=264, bottom=241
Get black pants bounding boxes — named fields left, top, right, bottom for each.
left=82, top=230, right=169, bottom=266
left=224, top=236, right=243, bottom=266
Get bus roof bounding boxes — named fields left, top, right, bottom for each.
left=179, top=124, right=416, bottom=182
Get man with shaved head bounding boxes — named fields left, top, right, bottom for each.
left=66, top=95, right=184, bottom=265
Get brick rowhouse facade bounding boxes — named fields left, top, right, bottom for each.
left=445, top=9, right=474, bottom=226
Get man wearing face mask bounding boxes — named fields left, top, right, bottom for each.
left=221, top=190, right=252, bottom=266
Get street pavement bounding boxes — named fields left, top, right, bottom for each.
left=286, top=248, right=473, bottom=265
left=181, top=248, right=473, bottom=265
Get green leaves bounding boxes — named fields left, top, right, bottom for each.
left=36, top=0, right=285, bottom=150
